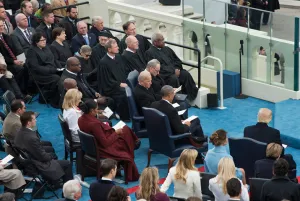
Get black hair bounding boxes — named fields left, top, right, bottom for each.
left=66, top=5, right=77, bottom=13
left=226, top=177, right=241, bottom=197
left=10, top=99, right=24, bottom=113
left=78, top=99, right=97, bottom=114
left=31, top=32, right=46, bottom=46
left=52, top=27, right=65, bottom=40
left=273, top=158, right=289, bottom=176
left=100, top=159, right=117, bottom=176
left=20, top=111, right=35, bottom=127
left=107, top=186, right=128, bottom=201
left=0, top=192, right=15, bottom=201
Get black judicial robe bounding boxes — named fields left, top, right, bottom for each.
left=145, top=45, right=198, bottom=100
left=91, top=44, right=107, bottom=68
left=122, top=49, right=146, bottom=75
left=119, top=34, right=151, bottom=55
left=97, top=54, right=127, bottom=96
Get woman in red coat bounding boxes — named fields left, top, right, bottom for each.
left=78, top=100, right=140, bottom=181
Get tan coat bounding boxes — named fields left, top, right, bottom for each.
left=2, top=112, right=21, bottom=142
left=3, top=20, right=13, bottom=35
left=51, top=0, right=77, bottom=17
left=0, top=165, right=26, bottom=189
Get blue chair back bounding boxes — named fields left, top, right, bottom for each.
left=2, top=90, right=16, bottom=115
left=126, top=70, right=139, bottom=90
left=125, top=87, right=139, bottom=120
left=78, top=130, right=97, bottom=158
left=143, top=107, right=175, bottom=156
left=229, top=137, right=267, bottom=181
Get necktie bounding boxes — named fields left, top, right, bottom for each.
left=84, top=35, right=89, bottom=45
left=24, top=29, right=31, bottom=43
left=0, top=36, right=16, bottom=60
left=28, top=16, right=31, bottom=27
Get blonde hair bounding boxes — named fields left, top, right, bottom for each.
left=216, top=157, right=236, bottom=194
left=137, top=167, right=160, bottom=201
left=266, top=143, right=282, bottom=158
left=174, top=149, right=198, bottom=183
left=62, top=89, right=82, bottom=110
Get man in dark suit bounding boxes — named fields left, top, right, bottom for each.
left=122, top=35, right=147, bottom=75
left=55, top=180, right=82, bottom=201
left=58, top=6, right=79, bottom=43
left=14, top=111, right=73, bottom=183
left=89, top=159, right=117, bottom=201
left=89, top=16, right=113, bottom=41
left=244, top=108, right=281, bottom=144
left=151, top=85, right=205, bottom=139
left=145, top=59, right=165, bottom=95
left=11, top=13, right=35, bottom=55
left=36, top=10, right=58, bottom=44
left=261, top=158, right=300, bottom=201
left=134, top=70, right=160, bottom=115
left=226, top=178, right=242, bottom=201
left=19, top=1, right=39, bottom=28
left=59, top=57, right=114, bottom=110
left=71, top=21, right=96, bottom=53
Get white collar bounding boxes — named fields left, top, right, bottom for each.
left=162, top=99, right=171, bottom=105
left=125, top=47, right=135, bottom=53
left=66, top=69, right=77, bottom=76
left=107, top=53, right=115, bottom=60
left=101, top=177, right=112, bottom=181
left=18, top=27, right=27, bottom=32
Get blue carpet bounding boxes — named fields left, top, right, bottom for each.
left=1, top=97, right=300, bottom=201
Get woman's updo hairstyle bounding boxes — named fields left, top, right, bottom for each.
left=79, top=99, right=97, bottom=114
left=209, top=129, right=227, bottom=146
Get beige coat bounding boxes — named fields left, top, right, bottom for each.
left=3, top=20, right=13, bottom=35
left=51, top=0, right=77, bottom=17
left=2, top=112, right=21, bottom=142
left=0, top=165, right=26, bottom=189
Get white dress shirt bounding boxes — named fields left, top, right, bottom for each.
left=209, top=176, right=249, bottom=201
left=63, top=107, right=83, bottom=142
left=160, top=166, right=202, bottom=199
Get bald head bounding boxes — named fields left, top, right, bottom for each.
left=64, top=78, right=77, bottom=90
left=138, top=71, right=152, bottom=89
left=77, top=21, right=88, bottom=35
left=15, top=13, right=28, bottom=29
left=258, top=108, right=272, bottom=123
left=125, top=35, right=139, bottom=51
left=66, top=57, right=81, bottom=73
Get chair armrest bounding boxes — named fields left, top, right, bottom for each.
left=169, top=133, right=192, bottom=140
left=133, top=116, right=144, bottom=122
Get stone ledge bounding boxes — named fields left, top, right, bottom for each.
left=280, top=0, right=300, bottom=9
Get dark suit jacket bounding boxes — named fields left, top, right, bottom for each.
left=59, top=69, right=96, bottom=100
left=134, top=84, right=160, bottom=115
left=261, top=176, right=300, bottom=201
left=89, top=179, right=115, bottom=201
left=59, top=17, right=79, bottom=42
left=151, top=99, right=189, bottom=134
left=14, top=127, right=64, bottom=180
left=10, top=27, right=35, bottom=55
left=55, top=198, right=76, bottom=201
left=244, top=122, right=281, bottom=145
left=36, top=22, right=58, bottom=44
left=254, top=158, right=275, bottom=179
left=0, top=33, right=22, bottom=65
left=71, top=33, right=97, bottom=53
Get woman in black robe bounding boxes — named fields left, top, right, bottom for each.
left=50, top=27, right=72, bottom=68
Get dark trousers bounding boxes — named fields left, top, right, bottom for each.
left=263, top=12, right=270, bottom=24
left=0, top=77, right=23, bottom=99
left=7, top=64, right=29, bottom=94
left=108, top=88, right=130, bottom=121
left=56, top=160, right=73, bottom=183
left=189, top=118, right=205, bottom=139
left=250, top=10, right=263, bottom=30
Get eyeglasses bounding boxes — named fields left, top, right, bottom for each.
left=39, top=39, right=46, bottom=42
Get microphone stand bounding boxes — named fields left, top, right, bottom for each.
left=235, top=40, right=248, bottom=99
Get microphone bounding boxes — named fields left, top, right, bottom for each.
left=240, top=40, right=244, bottom=55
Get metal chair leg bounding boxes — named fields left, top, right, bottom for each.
left=147, top=149, right=153, bottom=167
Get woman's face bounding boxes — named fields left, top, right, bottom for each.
left=57, top=31, right=66, bottom=42
left=37, top=36, right=47, bottom=48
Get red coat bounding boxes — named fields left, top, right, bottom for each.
left=78, top=114, right=139, bottom=181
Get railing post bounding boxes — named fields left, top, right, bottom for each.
left=294, top=17, right=299, bottom=91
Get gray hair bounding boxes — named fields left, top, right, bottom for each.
left=30, top=0, right=39, bottom=9
left=63, top=180, right=81, bottom=200
left=80, top=45, right=92, bottom=54
left=76, top=21, right=86, bottom=29
left=146, top=59, right=160, bottom=69
left=161, top=85, right=174, bottom=97
left=151, top=32, right=163, bottom=43
left=15, top=13, right=26, bottom=23
left=92, top=16, right=103, bottom=25
left=104, top=38, right=117, bottom=51
left=138, top=71, right=151, bottom=82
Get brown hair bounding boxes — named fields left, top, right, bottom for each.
left=122, top=21, right=134, bottom=31
left=266, top=143, right=282, bottom=158
left=209, top=129, right=227, bottom=146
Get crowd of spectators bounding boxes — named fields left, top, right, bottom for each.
left=0, top=0, right=298, bottom=201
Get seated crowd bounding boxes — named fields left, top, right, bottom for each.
left=0, top=1, right=299, bottom=201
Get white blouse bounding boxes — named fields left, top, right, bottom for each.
left=63, top=107, right=83, bottom=142
left=160, top=166, right=202, bottom=199
left=209, top=176, right=249, bottom=201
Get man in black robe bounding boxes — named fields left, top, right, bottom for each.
left=98, top=38, right=130, bottom=121
left=119, top=21, right=151, bottom=55
left=122, top=35, right=146, bottom=76
left=91, top=31, right=112, bottom=69
left=145, top=33, right=198, bottom=101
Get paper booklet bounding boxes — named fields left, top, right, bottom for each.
left=103, top=107, right=113, bottom=118
left=174, top=85, right=182, bottom=93
left=182, top=115, right=198, bottom=124
left=282, top=144, right=287, bottom=148
left=172, top=103, right=180, bottom=108
left=16, top=53, right=26, bottom=63
left=113, top=121, right=126, bottom=130
left=0, top=154, right=14, bottom=165
left=178, top=109, right=186, bottom=116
